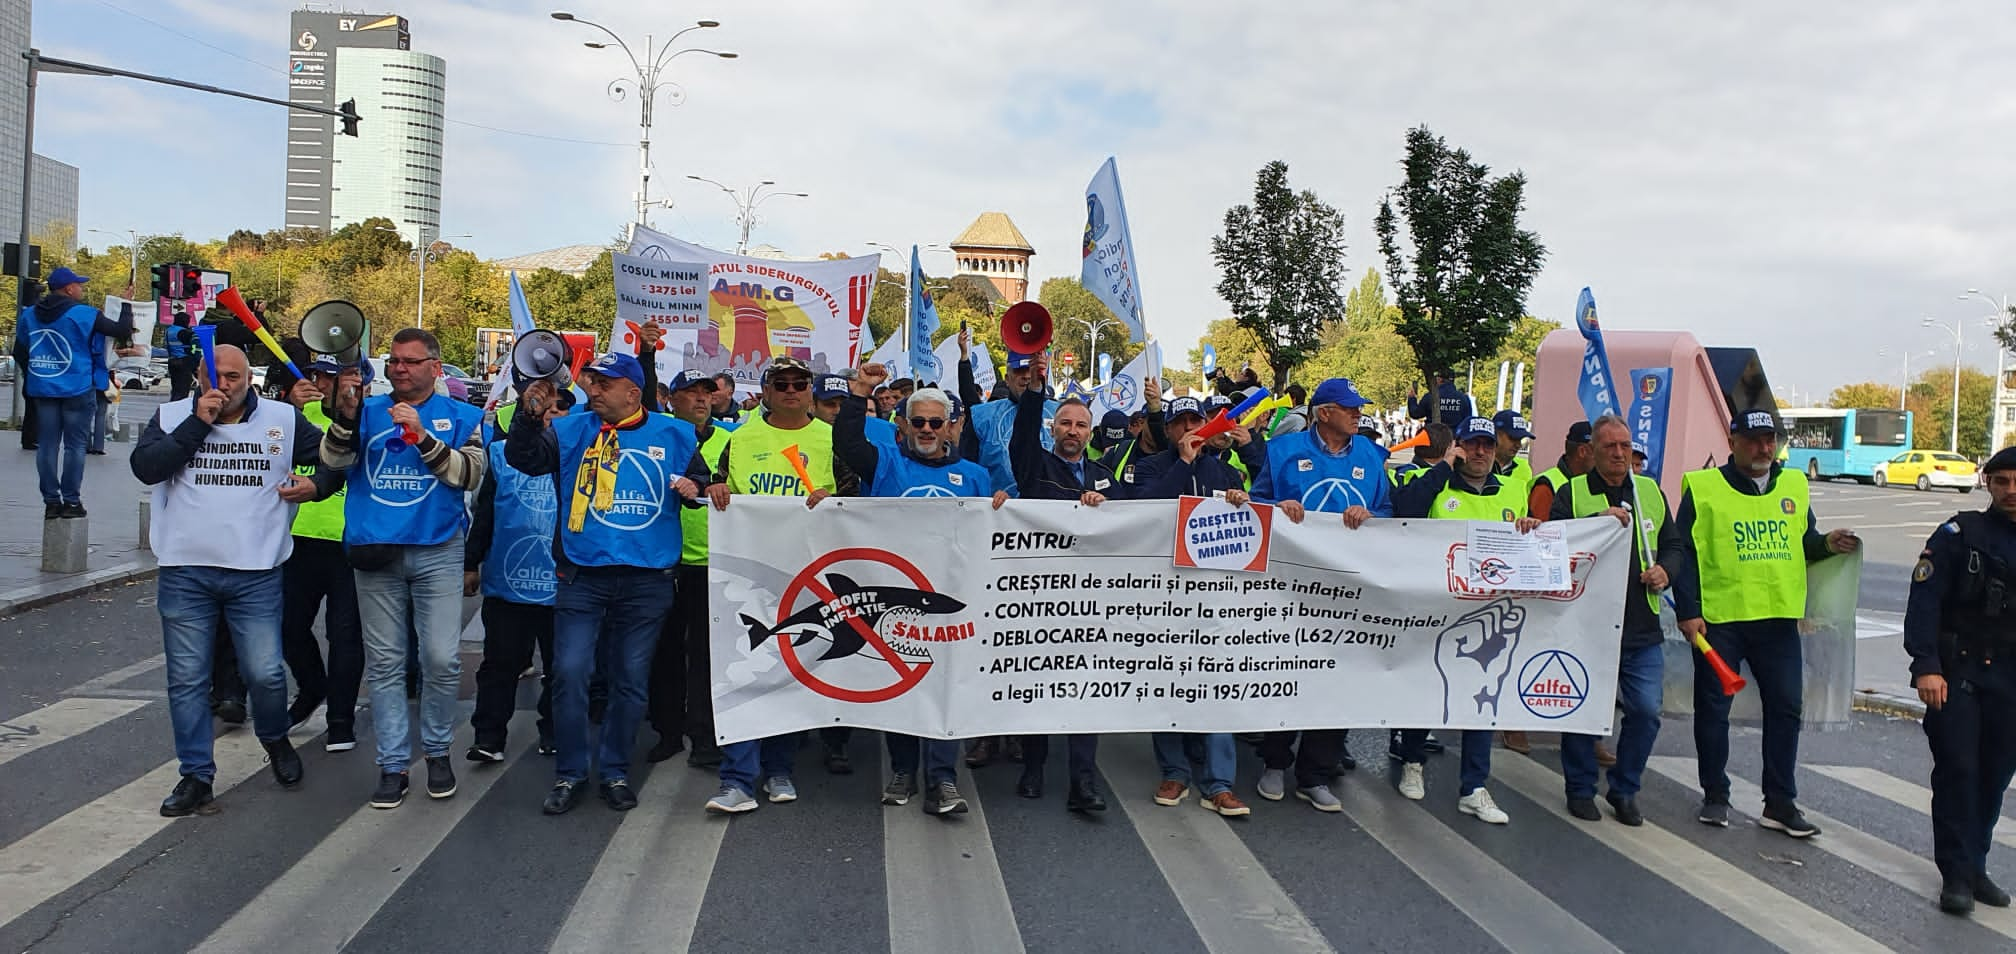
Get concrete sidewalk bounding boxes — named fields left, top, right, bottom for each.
left=0, top=432, right=155, bottom=616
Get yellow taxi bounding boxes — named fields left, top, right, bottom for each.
left=1873, top=450, right=1977, bottom=492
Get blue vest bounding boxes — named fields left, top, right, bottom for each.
left=1254, top=430, right=1394, bottom=516
left=343, top=393, right=483, bottom=546
left=480, top=442, right=557, bottom=605
left=864, top=414, right=898, bottom=452
left=21, top=301, right=99, bottom=398
left=165, top=325, right=190, bottom=360
left=970, top=395, right=1058, bottom=498
left=551, top=411, right=696, bottom=569
left=869, top=447, right=993, bottom=499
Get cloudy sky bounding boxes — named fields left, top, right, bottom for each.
left=34, top=1, right=2016, bottom=400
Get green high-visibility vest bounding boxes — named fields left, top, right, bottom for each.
left=290, top=402, right=344, bottom=542
left=1430, top=478, right=1521, bottom=522
left=1568, top=472, right=1667, bottom=612
left=1682, top=467, right=1810, bottom=623
left=1495, top=457, right=1533, bottom=502
left=725, top=414, right=836, bottom=497
left=1535, top=466, right=1567, bottom=494
left=681, top=424, right=733, bottom=566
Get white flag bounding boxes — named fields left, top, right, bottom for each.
left=1086, top=342, right=1161, bottom=421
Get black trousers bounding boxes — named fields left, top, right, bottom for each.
left=1019, top=735, right=1098, bottom=782
left=1260, top=729, right=1346, bottom=788
left=280, top=538, right=364, bottom=729
left=471, top=596, right=555, bottom=748
left=1924, top=676, right=2016, bottom=885
left=649, top=563, right=715, bottom=749
left=168, top=358, right=197, bottom=401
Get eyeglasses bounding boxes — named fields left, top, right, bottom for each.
left=908, top=417, right=947, bottom=430
left=769, top=378, right=810, bottom=392
left=385, top=356, right=436, bottom=368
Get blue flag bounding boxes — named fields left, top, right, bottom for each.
left=507, top=270, right=536, bottom=337
left=1081, top=156, right=1147, bottom=343
left=1573, top=287, right=1620, bottom=422
left=1201, top=343, right=1217, bottom=378
left=1629, top=367, right=1672, bottom=481
left=909, top=245, right=941, bottom=383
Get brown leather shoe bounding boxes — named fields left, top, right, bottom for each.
left=1595, top=742, right=1617, bottom=767
left=1500, top=731, right=1531, bottom=754
left=1154, top=780, right=1188, bottom=806
left=964, top=737, right=998, bottom=768
left=1203, top=791, right=1250, bottom=816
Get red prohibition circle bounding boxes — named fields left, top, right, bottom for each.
left=774, top=547, right=937, bottom=703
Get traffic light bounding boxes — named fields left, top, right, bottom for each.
left=181, top=266, right=203, bottom=301
left=150, top=263, right=173, bottom=300
left=339, top=98, right=359, bottom=137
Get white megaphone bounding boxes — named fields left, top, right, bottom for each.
left=511, top=329, right=575, bottom=391
left=300, top=300, right=369, bottom=365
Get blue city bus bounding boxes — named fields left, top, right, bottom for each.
left=1779, top=407, right=1913, bottom=482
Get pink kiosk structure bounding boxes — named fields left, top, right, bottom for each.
left=1530, top=329, right=1858, bottom=729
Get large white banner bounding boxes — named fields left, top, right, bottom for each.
left=628, top=225, right=878, bottom=394
left=709, top=499, right=1630, bottom=744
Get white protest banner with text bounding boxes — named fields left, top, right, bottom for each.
left=609, top=253, right=708, bottom=382
left=710, top=499, right=1629, bottom=744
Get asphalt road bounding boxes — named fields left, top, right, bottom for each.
left=1806, top=477, right=1979, bottom=615
left=2, top=578, right=2011, bottom=954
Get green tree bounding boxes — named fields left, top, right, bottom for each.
left=1183, top=318, right=1275, bottom=390
left=1211, top=160, right=1349, bottom=388
left=1825, top=381, right=1902, bottom=411
left=1906, top=366, right=1995, bottom=458
left=1376, top=125, right=1547, bottom=422
left=1036, top=277, right=1143, bottom=381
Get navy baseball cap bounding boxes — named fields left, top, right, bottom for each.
left=1730, top=409, right=1778, bottom=435
left=1454, top=417, right=1497, bottom=442
left=47, top=266, right=88, bottom=287
left=1310, top=378, right=1368, bottom=409
left=669, top=369, right=717, bottom=392
left=1492, top=410, right=1533, bottom=440
left=1631, top=440, right=1648, bottom=459
left=1202, top=395, right=1234, bottom=417
left=814, top=374, right=852, bottom=399
left=1098, top=410, right=1129, bottom=443
left=1165, top=396, right=1206, bottom=421
left=1006, top=351, right=1038, bottom=370
left=1565, top=421, right=1594, bottom=444
left=583, top=352, right=645, bottom=391
left=945, top=393, right=965, bottom=421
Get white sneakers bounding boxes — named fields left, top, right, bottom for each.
left=1397, top=763, right=1426, bottom=801
left=1458, top=787, right=1509, bottom=824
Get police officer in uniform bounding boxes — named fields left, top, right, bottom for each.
left=1907, top=446, right=2016, bottom=915
left=1674, top=408, right=1860, bottom=836
left=1489, top=409, right=1535, bottom=498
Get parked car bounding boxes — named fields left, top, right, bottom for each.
left=1873, top=450, right=1976, bottom=492
left=0, top=355, right=14, bottom=382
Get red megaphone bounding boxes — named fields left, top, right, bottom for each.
left=563, top=332, right=599, bottom=382
left=1000, top=301, right=1053, bottom=355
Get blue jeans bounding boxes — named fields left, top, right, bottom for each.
left=1563, top=642, right=1664, bottom=798
left=1398, top=728, right=1493, bottom=795
left=721, top=733, right=801, bottom=796
left=353, top=537, right=465, bottom=774
left=1153, top=732, right=1235, bottom=796
left=33, top=392, right=92, bottom=505
left=551, top=568, right=676, bottom=783
left=1693, top=618, right=1803, bottom=805
left=887, top=734, right=961, bottom=787
left=159, top=565, right=288, bottom=780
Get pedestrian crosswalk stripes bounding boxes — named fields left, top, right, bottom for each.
left=1806, top=763, right=2016, bottom=849
left=1494, top=753, right=1890, bottom=954
left=0, top=697, right=149, bottom=769
left=548, top=762, right=729, bottom=953
left=1646, top=755, right=2016, bottom=942
left=191, top=720, right=535, bottom=953
left=882, top=762, right=1025, bottom=954
left=0, top=707, right=2011, bottom=953
left=0, top=712, right=324, bottom=928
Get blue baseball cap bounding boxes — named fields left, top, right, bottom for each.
left=1310, top=377, right=1368, bottom=409
left=1730, top=408, right=1777, bottom=435
left=669, top=369, right=716, bottom=392
left=814, top=374, right=852, bottom=399
left=945, top=393, right=965, bottom=421
left=1202, top=395, right=1234, bottom=417
left=1098, top=409, right=1130, bottom=443
left=1006, top=351, right=1038, bottom=370
left=1165, top=396, right=1206, bottom=421
left=46, top=266, right=88, bottom=287
left=583, top=352, right=645, bottom=391
left=1491, top=410, right=1533, bottom=440
left=1454, top=417, right=1497, bottom=442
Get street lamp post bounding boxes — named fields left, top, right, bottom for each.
left=1068, top=316, right=1121, bottom=384
left=1924, top=315, right=1965, bottom=453
left=688, top=175, right=806, bottom=254
left=1878, top=347, right=1935, bottom=410
left=85, top=228, right=153, bottom=298
left=1963, top=289, right=2011, bottom=453
left=552, top=13, right=735, bottom=229
left=376, top=225, right=470, bottom=329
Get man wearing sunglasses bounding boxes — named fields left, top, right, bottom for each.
left=833, top=362, right=1004, bottom=814
left=702, top=356, right=847, bottom=814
